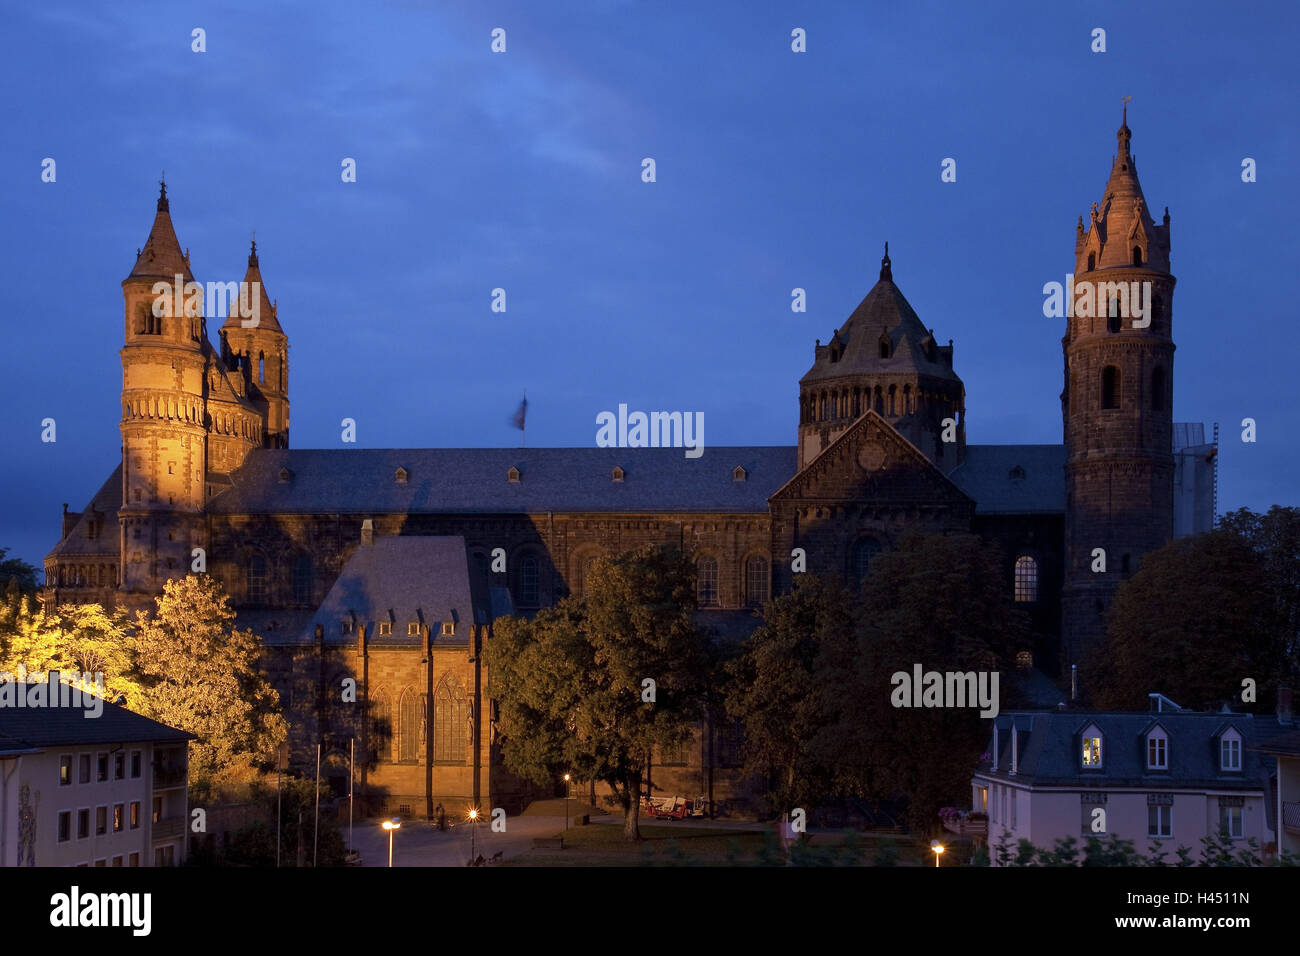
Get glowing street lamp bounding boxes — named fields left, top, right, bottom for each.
left=382, top=817, right=401, bottom=867
left=930, top=840, right=945, bottom=867
left=468, top=807, right=480, bottom=861
left=563, top=773, right=571, bottom=831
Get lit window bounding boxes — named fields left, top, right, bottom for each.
left=1147, top=731, right=1167, bottom=769
left=113, top=804, right=124, bottom=832
left=408, top=622, right=420, bottom=636
left=1014, top=556, right=1038, bottom=603
left=378, top=621, right=392, bottom=637
left=60, top=756, right=72, bottom=786
left=1081, top=727, right=1103, bottom=767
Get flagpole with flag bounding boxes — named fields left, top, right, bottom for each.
left=510, top=391, right=527, bottom=448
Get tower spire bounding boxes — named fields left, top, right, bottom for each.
left=158, top=171, right=168, bottom=212
left=880, top=241, right=892, bottom=281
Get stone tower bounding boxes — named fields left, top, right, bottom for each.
left=219, top=240, right=290, bottom=449
left=1061, top=111, right=1176, bottom=665
left=798, top=246, right=965, bottom=471
left=118, top=181, right=210, bottom=594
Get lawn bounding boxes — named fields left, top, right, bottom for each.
left=503, top=822, right=931, bottom=867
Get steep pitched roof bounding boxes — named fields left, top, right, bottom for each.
left=801, top=249, right=960, bottom=386
left=125, top=183, right=194, bottom=283
left=980, top=710, right=1268, bottom=790
left=220, top=241, right=283, bottom=334
left=45, top=465, right=123, bottom=561
left=297, top=535, right=488, bottom=646
left=947, top=445, right=1065, bottom=514
left=207, top=446, right=796, bottom=515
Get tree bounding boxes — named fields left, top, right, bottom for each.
left=133, top=575, right=287, bottom=784
left=0, top=597, right=145, bottom=704
left=486, top=545, right=710, bottom=840
left=834, top=532, right=1030, bottom=832
left=0, top=548, right=39, bottom=594
left=1085, top=530, right=1281, bottom=710
left=1219, top=506, right=1300, bottom=687
left=726, top=575, right=857, bottom=814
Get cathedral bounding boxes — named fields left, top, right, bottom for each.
left=42, top=116, right=1216, bottom=816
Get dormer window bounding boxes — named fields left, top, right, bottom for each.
left=378, top=620, right=392, bottom=637
left=395, top=467, right=409, bottom=484
left=442, top=622, right=454, bottom=636
left=733, top=466, right=746, bottom=482
left=1009, top=465, right=1026, bottom=481
left=878, top=334, right=890, bottom=359
left=1146, top=727, right=1168, bottom=770
left=611, top=466, right=625, bottom=482
left=1081, top=724, right=1103, bottom=768
left=1220, top=729, right=1242, bottom=771
left=407, top=622, right=420, bottom=636
left=507, top=466, right=520, bottom=483
left=278, top=468, right=292, bottom=483
left=341, top=618, right=354, bottom=635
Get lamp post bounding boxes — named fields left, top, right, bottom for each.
left=563, top=773, right=571, bottom=831
left=930, top=840, right=945, bottom=868
left=468, top=807, right=479, bottom=861
left=382, top=817, right=401, bottom=867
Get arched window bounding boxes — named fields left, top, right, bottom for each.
left=1151, top=366, right=1166, bottom=411
left=852, top=539, right=881, bottom=589
left=697, top=556, right=719, bottom=607
left=879, top=335, right=890, bottom=359
left=258, top=353, right=265, bottom=383
left=368, top=689, right=391, bottom=763
left=246, top=553, right=267, bottom=604
left=1014, top=555, right=1038, bottom=603
left=434, top=678, right=469, bottom=762
left=745, top=556, right=769, bottom=607
left=1101, top=366, right=1120, bottom=409
left=576, top=553, right=600, bottom=599
left=1087, top=252, right=1096, bottom=271
left=517, top=555, right=540, bottom=607
left=1107, top=299, right=1122, bottom=333
left=398, top=689, right=418, bottom=762
left=887, top=385, right=896, bottom=416
left=292, top=555, right=312, bottom=605
left=1132, top=246, right=1143, bottom=266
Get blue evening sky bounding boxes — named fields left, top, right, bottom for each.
left=1, top=0, right=1296, bottom=570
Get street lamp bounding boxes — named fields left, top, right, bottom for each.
left=563, top=773, right=571, bottom=831
left=382, top=817, right=401, bottom=867
left=467, top=807, right=479, bottom=861
left=930, top=840, right=945, bottom=867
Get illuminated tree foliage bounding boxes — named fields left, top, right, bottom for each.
left=486, top=545, right=709, bottom=840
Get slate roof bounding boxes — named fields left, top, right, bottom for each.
left=45, top=464, right=123, bottom=561
left=978, top=710, right=1268, bottom=791
left=208, top=446, right=798, bottom=515
left=126, top=188, right=194, bottom=282
left=801, top=256, right=961, bottom=387
left=947, top=445, right=1066, bottom=515
left=295, top=536, right=492, bottom=647
left=0, top=686, right=193, bottom=748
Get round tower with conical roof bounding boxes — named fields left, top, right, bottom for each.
left=1061, top=111, right=1176, bottom=666
left=118, top=180, right=209, bottom=595
left=219, top=240, right=289, bottom=448
left=798, top=245, right=965, bottom=471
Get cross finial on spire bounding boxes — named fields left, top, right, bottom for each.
left=249, top=230, right=259, bottom=266
left=157, top=171, right=169, bottom=212
left=880, top=241, right=892, bottom=281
